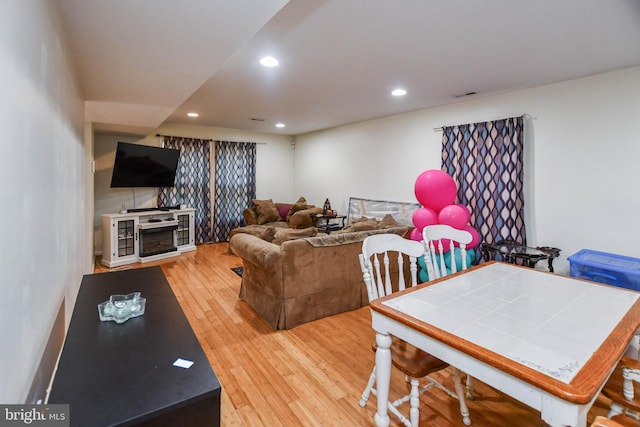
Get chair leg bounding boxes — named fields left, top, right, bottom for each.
left=450, top=367, right=472, bottom=425
left=608, top=402, right=625, bottom=419
left=466, top=374, right=474, bottom=400
left=360, top=367, right=377, bottom=407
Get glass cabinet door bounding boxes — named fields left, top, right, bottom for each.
left=176, top=214, right=190, bottom=247
left=117, top=219, right=136, bottom=257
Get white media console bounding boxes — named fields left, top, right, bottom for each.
left=101, top=208, right=196, bottom=267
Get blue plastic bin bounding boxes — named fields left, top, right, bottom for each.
left=567, top=249, right=640, bottom=291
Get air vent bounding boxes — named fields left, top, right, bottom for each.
left=249, top=118, right=266, bottom=122
left=452, top=91, right=478, bottom=99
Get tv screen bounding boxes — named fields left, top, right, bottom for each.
left=110, top=142, right=180, bottom=188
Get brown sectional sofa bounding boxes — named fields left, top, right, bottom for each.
left=229, top=224, right=409, bottom=329
left=245, top=197, right=322, bottom=228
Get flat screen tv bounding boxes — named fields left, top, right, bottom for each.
left=110, top=142, right=180, bottom=188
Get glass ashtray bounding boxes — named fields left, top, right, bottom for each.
left=98, top=292, right=146, bottom=324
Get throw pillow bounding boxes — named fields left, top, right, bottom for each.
left=351, top=216, right=369, bottom=223
left=242, top=208, right=258, bottom=225
left=272, top=227, right=317, bottom=245
left=252, top=199, right=280, bottom=225
left=378, top=214, right=400, bottom=229
left=350, top=218, right=378, bottom=231
left=258, top=226, right=276, bottom=242
left=289, top=206, right=323, bottom=229
left=286, top=196, right=308, bottom=221
left=276, top=204, right=292, bottom=222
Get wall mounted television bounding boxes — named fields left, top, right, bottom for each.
left=110, top=142, right=180, bottom=188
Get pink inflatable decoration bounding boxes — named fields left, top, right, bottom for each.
left=438, top=204, right=468, bottom=230
left=432, top=238, right=452, bottom=253
left=454, top=204, right=471, bottom=224
left=409, top=227, right=423, bottom=242
left=412, top=207, right=438, bottom=231
left=414, top=170, right=457, bottom=212
left=463, top=225, right=480, bottom=249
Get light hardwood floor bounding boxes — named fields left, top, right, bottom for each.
left=95, top=243, right=611, bottom=426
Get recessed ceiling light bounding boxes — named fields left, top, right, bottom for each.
left=187, top=112, right=199, bottom=117
left=275, top=123, right=285, bottom=128
left=260, top=56, right=279, bottom=67
left=391, top=88, right=407, bottom=97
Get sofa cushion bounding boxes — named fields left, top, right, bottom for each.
left=253, top=199, right=280, bottom=224
left=272, top=227, right=317, bottom=245
left=229, top=224, right=278, bottom=240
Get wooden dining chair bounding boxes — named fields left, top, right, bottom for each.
left=358, top=233, right=472, bottom=427
left=600, top=356, right=640, bottom=424
left=422, top=224, right=473, bottom=281
left=422, top=224, right=475, bottom=398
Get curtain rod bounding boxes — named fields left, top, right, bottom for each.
left=155, top=133, right=267, bottom=144
left=433, top=114, right=532, bottom=132
left=156, top=133, right=212, bottom=142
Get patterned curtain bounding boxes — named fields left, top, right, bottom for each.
left=157, top=136, right=213, bottom=244
left=213, top=141, right=256, bottom=242
left=441, top=116, right=526, bottom=250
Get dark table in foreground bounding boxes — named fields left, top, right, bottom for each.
left=48, top=266, right=221, bottom=426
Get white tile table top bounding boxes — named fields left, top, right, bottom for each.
left=383, top=263, right=639, bottom=383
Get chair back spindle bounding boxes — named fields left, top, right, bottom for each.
left=423, top=224, right=473, bottom=280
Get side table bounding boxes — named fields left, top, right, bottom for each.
left=481, top=240, right=561, bottom=272
left=313, top=214, right=346, bottom=233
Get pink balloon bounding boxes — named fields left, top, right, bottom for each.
left=414, top=170, right=457, bottom=212
left=454, top=204, right=471, bottom=223
left=428, top=238, right=452, bottom=253
left=409, top=227, right=423, bottom=242
left=412, top=207, right=438, bottom=231
left=463, top=225, right=480, bottom=249
left=438, top=204, right=468, bottom=230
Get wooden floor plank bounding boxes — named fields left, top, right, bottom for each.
left=95, top=243, right=611, bottom=426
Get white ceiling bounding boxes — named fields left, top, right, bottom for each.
left=56, top=0, right=640, bottom=136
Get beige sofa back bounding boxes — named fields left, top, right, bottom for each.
left=230, top=226, right=409, bottom=329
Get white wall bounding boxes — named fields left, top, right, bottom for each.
left=0, top=0, right=89, bottom=403
left=93, top=123, right=294, bottom=252
left=295, top=67, right=640, bottom=273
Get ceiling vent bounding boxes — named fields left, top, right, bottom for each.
left=452, top=91, right=478, bottom=99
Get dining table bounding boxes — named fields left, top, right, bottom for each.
left=369, top=261, right=640, bottom=427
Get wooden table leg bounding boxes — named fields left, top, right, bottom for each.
left=374, top=332, right=392, bottom=427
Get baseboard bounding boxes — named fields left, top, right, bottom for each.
left=26, top=300, right=65, bottom=404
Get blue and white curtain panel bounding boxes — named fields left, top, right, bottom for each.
left=441, top=116, right=526, bottom=247
left=213, top=141, right=256, bottom=242
left=158, top=136, right=213, bottom=244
